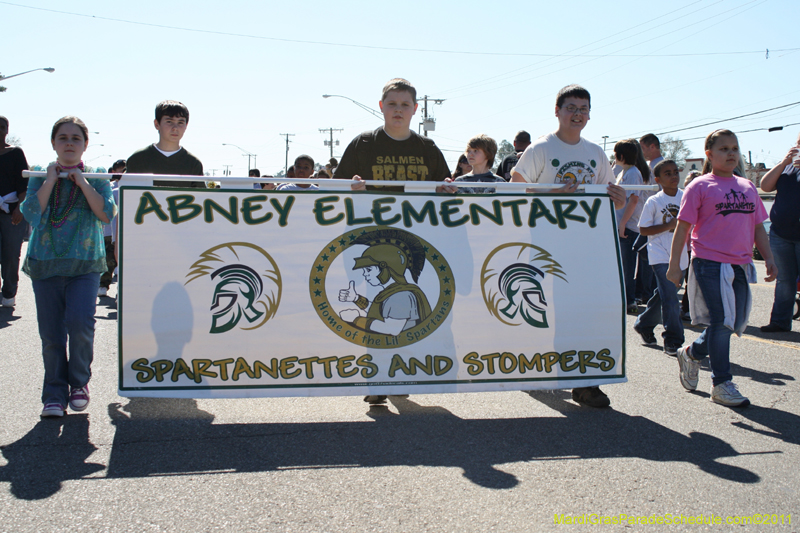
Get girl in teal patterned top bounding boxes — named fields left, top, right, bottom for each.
left=21, top=116, right=116, bottom=418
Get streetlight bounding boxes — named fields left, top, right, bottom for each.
left=0, top=68, right=55, bottom=92
left=222, top=143, right=257, bottom=171
left=322, top=94, right=382, bottom=119
left=88, top=154, right=111, bottom=162
left=87, top=144, right=105, bottom=149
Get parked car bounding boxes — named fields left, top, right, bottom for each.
left=754, top=220, right=772, bottom=260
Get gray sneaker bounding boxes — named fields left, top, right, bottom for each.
left=677, top=345, right=700, bottom=391
left=711, top=381, right=750, bottom=407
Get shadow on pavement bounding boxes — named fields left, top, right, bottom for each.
left=0, top=307, right=21, bottom=329
left=42, top=394, right=766, bottom=491
left=0, top=415, right=105, bottom=500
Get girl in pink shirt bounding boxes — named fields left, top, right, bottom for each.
left=666, top=129, right=776, bottom=407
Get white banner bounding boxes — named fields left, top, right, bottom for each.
left=118, top=186, right=627, bottom=397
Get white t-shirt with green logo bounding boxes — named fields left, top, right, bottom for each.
left=512, top=133, right=612, bottom=186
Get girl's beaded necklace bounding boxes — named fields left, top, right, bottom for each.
left=48, top=161, right=86, bottom=258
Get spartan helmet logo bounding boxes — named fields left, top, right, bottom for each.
left=498, top=263, right=548, bottom=328
left=209, top=264, right=265, bottom=333
left=481, top=242, right=567, bottom=328
left=186, top=242, right=282, bottom=334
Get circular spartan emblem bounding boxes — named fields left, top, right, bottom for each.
left=310, top=226, right=454, bottom=347
left=480, top=242, right=567, bottom=329
left=185, top=242, right=282, bottom=334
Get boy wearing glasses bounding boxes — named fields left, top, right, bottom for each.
left=511, top=84, right=624, bottom=409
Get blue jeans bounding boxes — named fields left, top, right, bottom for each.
left=32, top=273, right=100, bottom=406
left=767, top=230, right=800, bottom=329
left=635, top=247, right=656, bottom=302
left=690, top=258, right=747, bottom=386
left=0, top=212, right=26, bottom=299
left=619, top=230, right=639, bottom=306
left=634, top=263, right=684, bottom=346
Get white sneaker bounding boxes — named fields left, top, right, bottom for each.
left=97, top=287, right=108, bottom=297
left=711, top=381, right=750, bottom=407
left=677, top=345, right=700, bottom=391
left=0, top=296, right=15, bottom=307
left=41, top=403, right=66, bottom=418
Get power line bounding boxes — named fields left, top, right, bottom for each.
left=2, top=1, right=797, bottom=59
left=656, top=102, right=800, bottom=135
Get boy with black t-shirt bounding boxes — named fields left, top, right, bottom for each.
left=127, top=100, right=205, bottom=188
left=334, top=78, right=454, bottom=193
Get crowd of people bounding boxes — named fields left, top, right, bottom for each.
left=0, top=76, right=797, bottom=418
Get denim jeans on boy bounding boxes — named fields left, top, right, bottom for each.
left=634, top=263, right=684, bottom=346
left=767, top=230, right=800, bottom=329
left=690, top=258, right=747, bottom=387
left=0, top=212, right=26, bottom=299
left=635, top=247, right=656, bottom=303
left=619, top=230, right=639, bottom=307
left=32, top=273, right=100, bottom=407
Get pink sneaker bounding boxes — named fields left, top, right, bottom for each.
left=69, top=385, right=90, bottom=411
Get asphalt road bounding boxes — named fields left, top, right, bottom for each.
left=1, top=250, right=798, bottom=532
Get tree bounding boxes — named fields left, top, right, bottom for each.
left=6, top=134, right=21, bottom=146
left=661, top=135, right=691, bottom=167
left=493, top=139, right=515, bottom=172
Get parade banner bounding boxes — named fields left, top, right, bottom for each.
left=118, top=185, right=627, bottom=397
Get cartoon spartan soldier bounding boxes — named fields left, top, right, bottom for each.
left=338, top=229, right=432, bottom=336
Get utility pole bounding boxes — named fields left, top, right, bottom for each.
left=319, top=128, right=343, bottom=159
left=222, top=165, right=233, bottom=177
left=420, top=95, right=444, bottom=137
left=602, top=136, right=609, bottom=151
left=280, top=133, right=295, bottom=174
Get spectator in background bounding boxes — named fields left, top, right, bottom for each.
left=640, top=133, right=664, bottom=170
left=452, top=154, right=472, bottom=179
left=249, top=168, right=262, bottom=190
left=0, top=115, right=29, bottom=308
left=454, top=134, right=505, bottom=194
left=326, top=158, right=338, bottom=178
left=614, top=139, right=649, bottom=315
left=497, top=130, right=531, bottom=181
left=99, top=159, right=125, bottom=298
left=759, top=134, right=800, bottom=333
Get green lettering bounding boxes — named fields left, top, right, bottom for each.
left=553, top=199, right=585, bottom=229
left=528, top=198, right=558, bottom=227
left=469, top=200, right=503, bottom=226
left=501, top=199, right=527, bottom=227
left=345, top=197, right=373, bottom=225
left=440, top=199, right=469, bottom=227
left=371, top=197, right=401, bottom=226
left=402, top=200, right=439, bottom=227
left=166, top=195, right=202, bottom=224
left=271, top=196, right=294, bottom=227
left=241, top=195, right=272, bottom=225
left=134, top=192, right=169, bottom=224
left=203, top=197, right=238, bottom=224
left=580, top=199, right=602, bottom=228
left=313, top=196, right=344, bottom=226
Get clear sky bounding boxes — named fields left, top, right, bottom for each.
left=2, top=0, right=799, bottom=176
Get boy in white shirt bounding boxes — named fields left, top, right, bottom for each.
left=634, top=160, right=688, bottom=356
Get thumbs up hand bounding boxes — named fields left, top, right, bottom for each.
left=339, top=280, right=358, bottom=302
